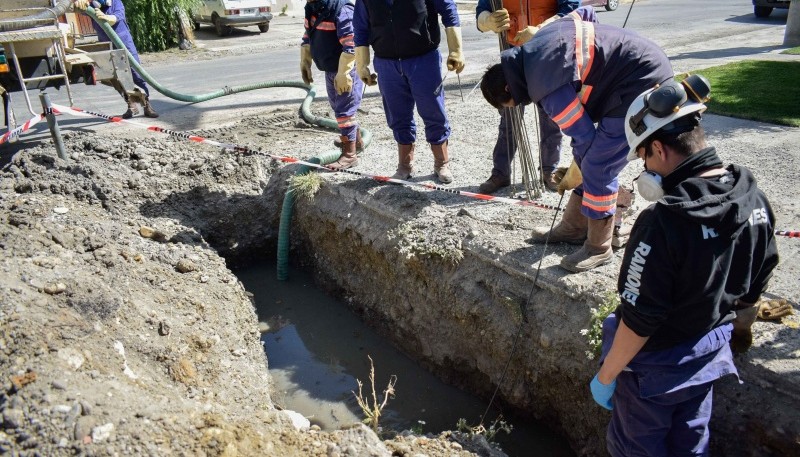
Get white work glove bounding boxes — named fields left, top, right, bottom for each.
left=300, top=44, right=313, bottom=84
left=445, top=26, right=465, bottom=74
left=355, top=46, right=377, bottom=86
left=335, top=52, right=356, bottom=95
left=96, top=13, right=117, bottom=25
left=74, top=0, right=90, bottom=10
left=477, top=9, right=510, bottom=33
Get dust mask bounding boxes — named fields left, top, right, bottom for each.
left=634, top=170, right=664, bottom=201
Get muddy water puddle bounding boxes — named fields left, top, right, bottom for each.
left=236, top=261, right=574, bottom=457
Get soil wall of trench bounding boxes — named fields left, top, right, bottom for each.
left=283, top=172, right=800, bottom=456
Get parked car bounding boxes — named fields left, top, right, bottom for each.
left=752, top=0, right=790, bottom=18
left=192, top=0, right=275, bottom=37
left=583, top=0, right=618, bottom=12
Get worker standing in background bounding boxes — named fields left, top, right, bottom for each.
left=300, top=0, right=363, bottom=170
left=480, top=10, right=673, bottom=272
left=590, top=76, right=779, bottom=456
left=475, top=0, right=580, bottom=194
left=353, top=0, right=465, bottom=184
left=74, top=0, right=159, bottom=119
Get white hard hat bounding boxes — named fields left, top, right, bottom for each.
left=625, top=76, right=710, bottom=161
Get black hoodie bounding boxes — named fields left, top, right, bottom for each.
left=617, top=149, right=779, bottom=351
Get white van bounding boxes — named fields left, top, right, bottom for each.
left=192, top=0, right=276, bottom=37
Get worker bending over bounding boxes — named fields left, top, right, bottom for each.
left=74, top=0, right=158, bottom=119
left=480, top=10, right=672, bottom=272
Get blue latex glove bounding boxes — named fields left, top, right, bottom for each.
left=590, top=374, right=616, bottom=410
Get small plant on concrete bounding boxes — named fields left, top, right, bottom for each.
left=456, top=416, right=513, bottom=443
left=280, top=4, right=288, bottom=16
left=288, top=172, right=322, bottom=200
left=352, top=355, right=397, bottom=432
left=580, top=291, right=620, bottom=360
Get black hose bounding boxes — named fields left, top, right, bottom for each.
left=0, top=0, right=73, bottom=32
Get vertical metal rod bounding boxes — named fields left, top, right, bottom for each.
left=39, top=92, right=67, bottom=160
left=457, top=73, right=464, bottom=102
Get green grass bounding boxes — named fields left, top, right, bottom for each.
left=782, top=47, right=800, bottom=55
left=683, top=61, right=800, bottom=127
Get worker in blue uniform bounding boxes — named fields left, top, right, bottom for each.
left=480, top=9, right=673, bottom=272
left=301, top=0, right=364, bottom=170
left=474, top=0, right=580, bottom=194
left=590, top=75, right=779, bottom=456
left=74, top=0, right=158, bottom=118
left=353, top=0, right=465, bottom=184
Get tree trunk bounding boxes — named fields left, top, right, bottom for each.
left=785, top=0, right=800, bottom=46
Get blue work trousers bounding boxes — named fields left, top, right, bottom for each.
left=373, top=49, right=450, bottom=145
left=573, top=116, right=628, bottom=219
left=608, top=371, right=713, bottom=457
left=492, top=104, right=562, bottom=179
left=324, top=68, right=363, bottom=141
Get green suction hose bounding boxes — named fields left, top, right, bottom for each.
left=83, top=8, right=372, bottom=281
left=276, top=150, right=341, bottom=281
left=85, top=7, right=372, bottom=143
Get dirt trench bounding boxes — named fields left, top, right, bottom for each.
left=1, top=97, right=799, bottom=456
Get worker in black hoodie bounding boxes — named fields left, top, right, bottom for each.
left=589, top=75, right=779, bottom=456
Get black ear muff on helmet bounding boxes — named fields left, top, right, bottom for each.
left=628, top=75, right=711, bottom=137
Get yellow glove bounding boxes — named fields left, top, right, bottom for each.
left=554, top=160, right=583, bottom=195
left=334, top=52, right=356, bottom=95
left=511, top=15, right=560, bottom=46
left=300, top=44, right=313, bottom=84
left=355, top=46, right=377, bottom=86
left=74, top=0, right=89, bottom=10
left=477, top=9, right=510, bottom=33
left=445, top=26, right=465, bottom=74
left=96, top=12, right=117, bottom=25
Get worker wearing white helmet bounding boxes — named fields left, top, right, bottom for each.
left=590, top=75, right=779, bottom=457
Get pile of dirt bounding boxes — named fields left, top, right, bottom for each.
left=0, top=126, right=497, bottom=456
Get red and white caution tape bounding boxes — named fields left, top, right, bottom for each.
left=51, top=104, right=563, bottom=211
left=0, top=113, right=45, bottom=145
left=47, top=104, right=800, bottom=236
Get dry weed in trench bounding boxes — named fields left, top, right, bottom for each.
left=288, top=173, right=322, bottom=200
left=456, top=416, right=513, bottom=443
left=352, top=355, right=397, bottom=432
left=580, top=291, right=620, bottom=360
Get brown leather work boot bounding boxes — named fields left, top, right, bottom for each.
left=121, top=96, right=139, bottom=119
left=528, top=192, right=587, bottom=244
left=390, top=143, right=415, bottom=179
left=478, top=175, right=510, bottom=194
left=143, top=96, right=159, bottom=118
left=542, top=171, right=558, bottom=192
left=334, top=129, right=365, bottom=152
left=328, top=135, right=359, bottom=170
left=560, top=216, right=614, bottom=273
left=431, top=140, right=453, bottom=184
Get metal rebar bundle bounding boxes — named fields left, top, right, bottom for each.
left=490, top=0, right=543, bottom=200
